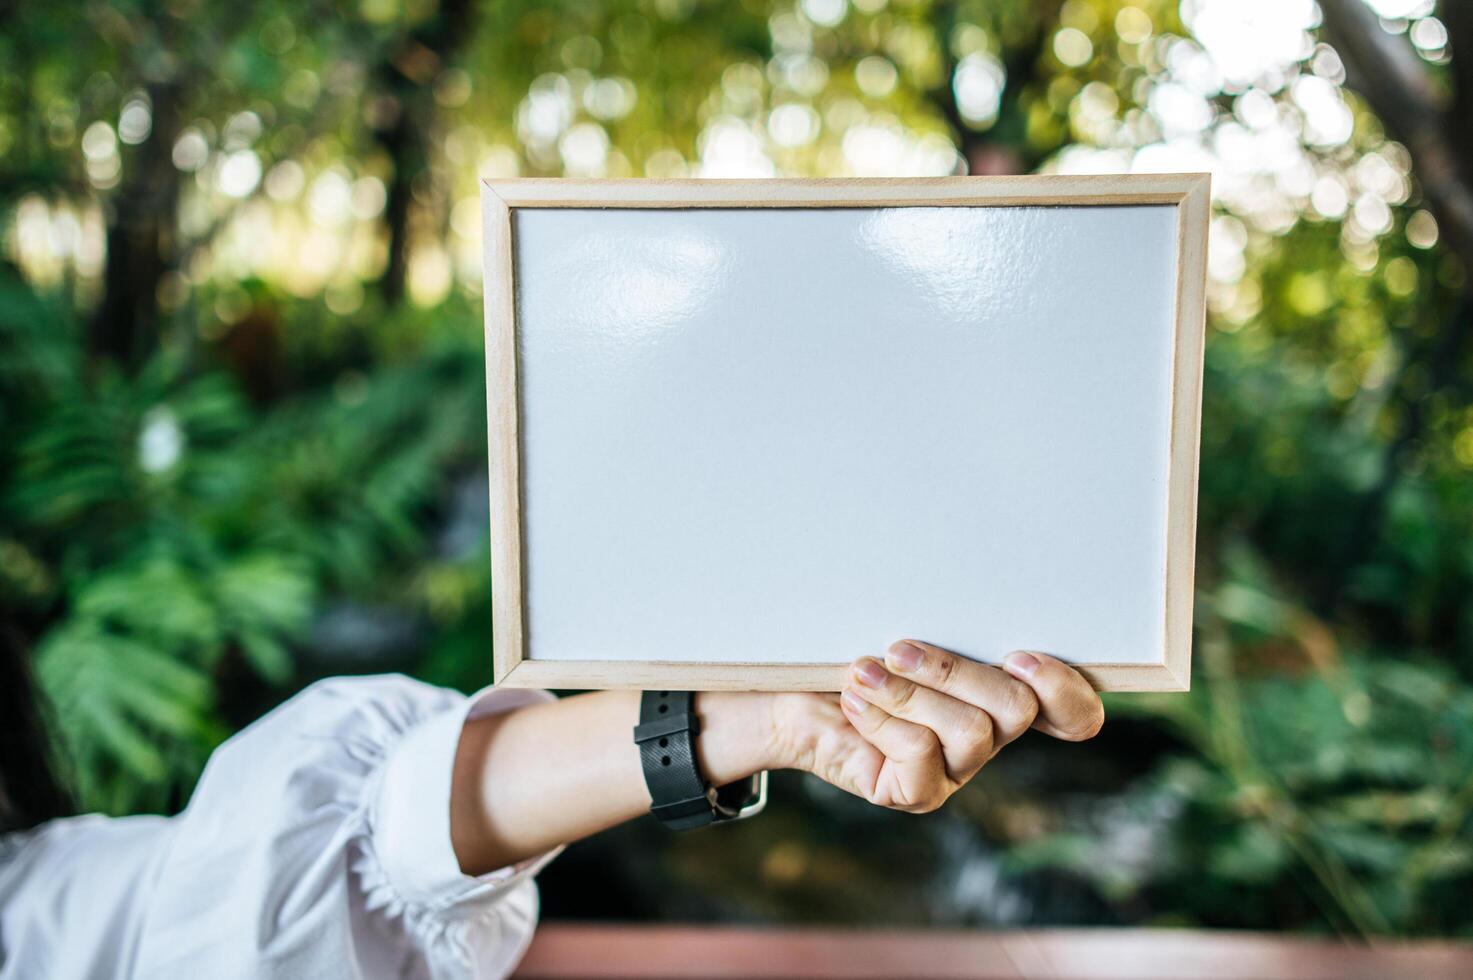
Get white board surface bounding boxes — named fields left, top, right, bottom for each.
left=511, top=204, right=1180, bottom=669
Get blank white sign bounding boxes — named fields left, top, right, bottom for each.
left=511, top=204, right=1179, bottom=671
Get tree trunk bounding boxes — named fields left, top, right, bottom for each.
left=1318, top=0, right=1473, bottom=571
left=372, top=99, right=420, bottom=306
left=90, top=83, right=181, bottom=368
left=1319, top=0, right=1473, bottom=268
left=926, top=0, right=1064, bottom=177
left=369, top=0, right=475, bottom=304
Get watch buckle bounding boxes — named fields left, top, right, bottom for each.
left=714, top=770, right=768, bottom=822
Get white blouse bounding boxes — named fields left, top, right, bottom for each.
left=0, top=675, right=561, bottom=980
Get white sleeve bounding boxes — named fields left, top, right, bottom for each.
left=0, top=813, right=176, bottom=980
left=132, top=675, right=562, bottom=980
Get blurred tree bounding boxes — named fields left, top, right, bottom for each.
left=1322, top=0, right=1472, bottom=264
left=927, top=0, right=1065, bottom=175
left=1319, top=0, right=1473, bottom=566
left=364, top=0, right=477, bottom=302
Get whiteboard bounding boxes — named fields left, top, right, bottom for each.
left=483, top=177, right=1209, bottom=692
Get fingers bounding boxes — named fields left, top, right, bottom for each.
left=837, top=685, right=951, bottom=812
left=825, top=642, right=1104, bottom=815
left=882, top=639, right=1040, bottom=748
left=844, top=655, right=996, bottom=780
left=1001, top=651, right=1105, bottom=741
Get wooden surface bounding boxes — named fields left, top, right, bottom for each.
left=493, top=659, right=1194, bottom=693
left=485, top=174, right=1208, bottom=208
left=482, top=188, right=524, bottom=686
left=513, top=924, right=1473, bottom=979
left=1161, top=173, right=1211, bottom=691
left=483, top=175, right=1211, bottom=693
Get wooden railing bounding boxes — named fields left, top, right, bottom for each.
left=514, top=923, right=1473, bottom=979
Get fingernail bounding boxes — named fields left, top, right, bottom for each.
left=1004, top=651, right=1040, bottom=679
left=853, top=657, right=888, bottom=689
left=888, top=640, right=923, bottom=673
left=841, top=689, right=868, bottom=714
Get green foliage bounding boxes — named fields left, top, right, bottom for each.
left=0, top=275, right=488, bottom=813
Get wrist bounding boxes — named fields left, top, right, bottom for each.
left=692, top=691, right=784, bottom=783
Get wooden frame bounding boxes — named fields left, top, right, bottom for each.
left=483, top=175, right=1210, bottom=693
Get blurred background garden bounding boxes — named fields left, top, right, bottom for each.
left=3, top=0, right=1473, bottom=943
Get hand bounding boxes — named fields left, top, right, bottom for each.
left=452, top=640, right=1104, bottom=873
left=762, top=639, right=1104, bottom=813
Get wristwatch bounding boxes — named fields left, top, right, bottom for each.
left=633, top=690, right=768, bottom=830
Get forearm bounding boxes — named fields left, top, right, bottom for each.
left=449, top=689, right=778, bottom=875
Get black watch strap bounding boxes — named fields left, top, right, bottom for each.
left=635, top=691, right=762, bottom=831
left=635, top=691, right=716, bottom=830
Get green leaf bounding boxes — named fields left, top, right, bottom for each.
left=238, top=630, right=293, bottom=684
left=1208, top=822, right=1291, bottom=884
left=34, top=621, right=216, bottom=811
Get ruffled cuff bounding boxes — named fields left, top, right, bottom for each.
left=367, top=685, right=563, bottom=914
